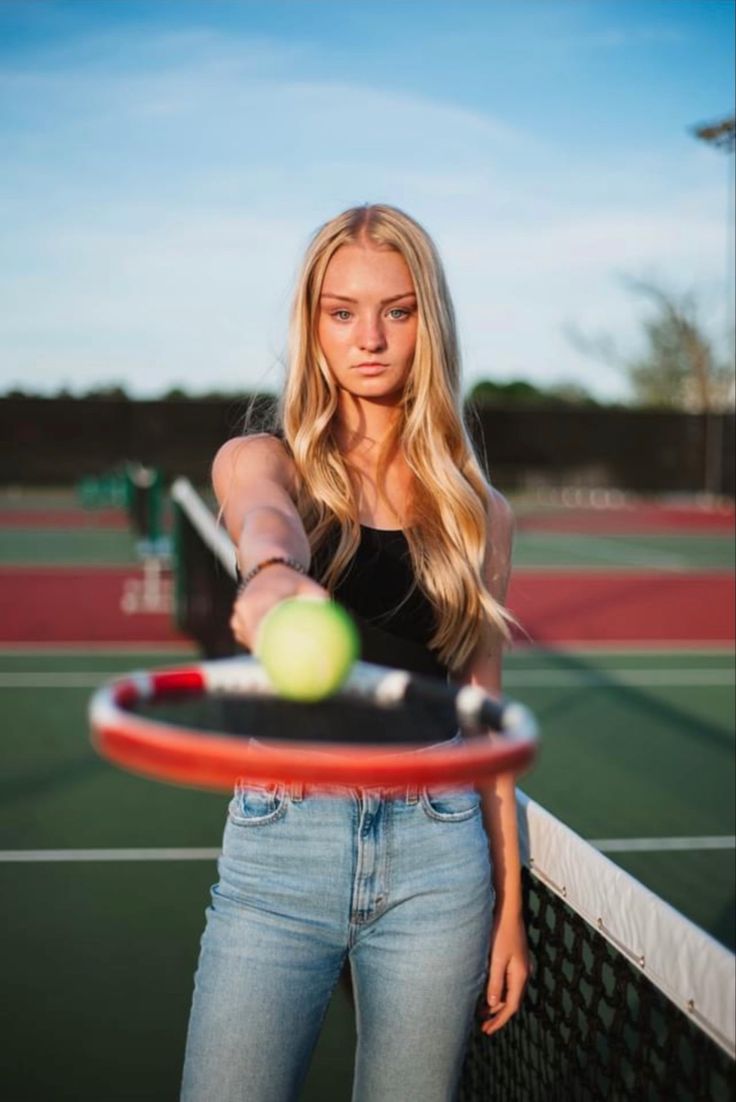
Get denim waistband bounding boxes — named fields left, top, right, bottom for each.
left=283, top=730, right=465, bottom=804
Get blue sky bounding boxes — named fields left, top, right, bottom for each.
left=1, top=0, right=733, bottom=400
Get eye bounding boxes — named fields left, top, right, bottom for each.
left=331, top=309, right=352, bottom=321
left=388, top=307, right=411, bottom=320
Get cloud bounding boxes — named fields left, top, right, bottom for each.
left=0, top=24, right=731, bottom=402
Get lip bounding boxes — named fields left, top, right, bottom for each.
left=354, top=362, right=389, bottom=374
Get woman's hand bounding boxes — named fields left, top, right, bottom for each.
left=479, top=910, right=530, bottom=1036
left=230, top=564, right=329, bottom=652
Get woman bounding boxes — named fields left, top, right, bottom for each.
left=181, top=204, right=528, bottom=1102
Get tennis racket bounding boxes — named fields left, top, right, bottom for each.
left=89, top=656, right=537, bottom=791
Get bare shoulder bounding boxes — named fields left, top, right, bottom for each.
left=212, top=433, right=296, bottom=498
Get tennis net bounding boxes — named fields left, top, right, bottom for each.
left=170, top=478, right=735, bottom=1099
left=170, top=477, right=239, bottom=657
left=459, top=793, right=735, bottom=1101
left=125, top=462, right=166, bottom=552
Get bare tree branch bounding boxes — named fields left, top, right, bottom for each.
left=564, top=278, right=734, bottom=412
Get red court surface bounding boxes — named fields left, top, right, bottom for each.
left=5, top=501, right=733, bottom=534
left=0, top=567, right=183, bottom=644
left=1, top=566, right=732, bottom=645
left=508, top=571, right=734, bottom=645
left=517, top=503, right=735, bottom=534
left=1, top=495, right=733, bottom=645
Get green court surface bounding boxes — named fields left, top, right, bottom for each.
left=2, top=486, right=734, bottom=1099
left=0, top=482, right=732, bottom=571
left=2, top=522, right=734, bottom=572
left=0, top=488, right=86, bottom=510
left=0, top=646, right=733, bottom=1101
left=512, top=531, right=734, bottom=570
left=0, top=528, right=140, bottom=565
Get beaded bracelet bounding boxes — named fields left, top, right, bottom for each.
left=236, top=556, right=308, bottom=595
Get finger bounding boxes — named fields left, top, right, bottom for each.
left=229, top=611, right=245, bottom=644
left=477, top=1004, right=505, bottom=1026
left=230, top=609, right=251, bottom=646
left=481, top=971, right=529, bottom=1032
left=481, top=1002, right=517, bottom=1035
left=482, top=1014, right=510, bottom=1035
left=486, top=959, right=508, bottom=1012
left=294, top=578, right=331, bottom=601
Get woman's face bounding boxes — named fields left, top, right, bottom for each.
left=317, top=242, right=418, bottom=404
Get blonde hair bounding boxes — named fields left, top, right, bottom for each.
left=279, top=204, right=510, bottom=671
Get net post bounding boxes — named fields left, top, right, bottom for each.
left=169, top=478, right=239, bottom=658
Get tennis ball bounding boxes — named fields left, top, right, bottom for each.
left=255, top=597, right=360, bottom=702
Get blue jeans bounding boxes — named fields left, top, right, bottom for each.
left=181, top=757, right=493, bottom=1101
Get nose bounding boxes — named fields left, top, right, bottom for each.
left=357, top=314, right=387, bottom=353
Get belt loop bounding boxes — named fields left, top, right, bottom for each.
left=406, top=783, right=418, bottom=805
left=290, top=781, right=304, bottom=803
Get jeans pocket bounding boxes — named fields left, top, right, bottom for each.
left=420, top=784, right=481, bottom=822
left=228, top=781, right=288, bottom=827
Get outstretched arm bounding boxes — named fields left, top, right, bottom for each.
left=462, top=488, right=529, bottom=1036
left=212, top=434, right=327, bottom=651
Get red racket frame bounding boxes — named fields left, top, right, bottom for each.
left=89, top=658, right=538, bottom=791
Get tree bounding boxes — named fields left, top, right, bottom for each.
left=467, top=377, right=599, bottom=408
left=567, top=278, right=735, bottom=413
left=82, top=384, right=130, bottom=400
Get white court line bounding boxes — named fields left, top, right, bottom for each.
left=504, top=669, right=735, bottom=687
left=0, top=673, right=122, bottom=688
left=514, top=642, right=735, bottom=653
left=0, top=643, right=196, bottom=655
left=592, top=836, right=736, bottom=853
left=0, top=848, right=220, bottom=862
left=1, top=838, right=734, bottom=862
left=0, top=669, right=733, bottom=689
left=0, top=673, right=111, bottom=688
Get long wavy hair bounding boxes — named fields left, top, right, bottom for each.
left=278, top=204, right=511, bottom=671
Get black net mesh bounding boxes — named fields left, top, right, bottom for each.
left=172, top=491, right=239, bottom=658
left=459, top=868, right=735, bottom=1102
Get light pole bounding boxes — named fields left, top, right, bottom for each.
left=691, top=115, right=735, bottom=496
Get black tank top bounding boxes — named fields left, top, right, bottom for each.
left=240, top=435, right=449, bottom=680
left=312, top=525, right=450, bottom=681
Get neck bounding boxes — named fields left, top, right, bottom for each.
left=335, top=394, right=401, bottom=454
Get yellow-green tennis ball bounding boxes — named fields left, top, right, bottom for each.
left=256, top=598, right=360, bottom=702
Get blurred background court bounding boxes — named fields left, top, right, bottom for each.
left=1, top=473, right=733, bottom=1099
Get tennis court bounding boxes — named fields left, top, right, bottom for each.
left=1, top=489, right=733, bottom=1099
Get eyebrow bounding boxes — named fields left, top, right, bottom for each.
left=320, top=291, right=417, bottom=305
